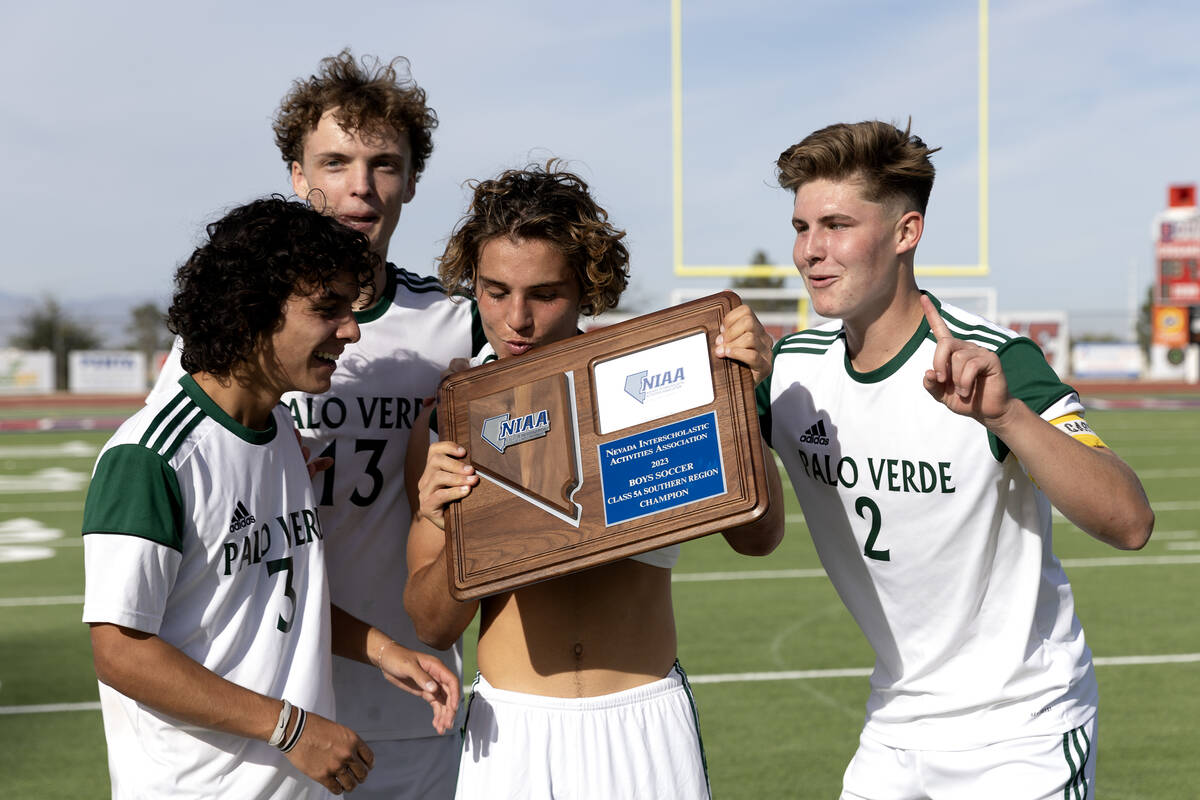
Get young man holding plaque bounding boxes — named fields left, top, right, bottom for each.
left=758, top=120, right=1154, bottom=798
left=147, top=51, right=484, bottom=798
left=84, top=198, right=459, bottom=799
left=405, top=162, right=785, bottom=799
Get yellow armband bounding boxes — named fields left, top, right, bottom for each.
left=1049, top=413, right=1107, bottom=449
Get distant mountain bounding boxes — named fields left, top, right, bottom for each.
left=0, top=291, right=169, bottom=350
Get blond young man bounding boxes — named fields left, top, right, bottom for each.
left=148, top=51, right=483, bottom=798
left=758, top=120, right=1154, bottom=799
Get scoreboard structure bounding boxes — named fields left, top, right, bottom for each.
left=1155, top=184, right=1200, bottom=306
left=1151, top=184, right=1200, bottom=379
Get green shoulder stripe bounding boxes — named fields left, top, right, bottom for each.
left=775, top=328, right=842, bottom=356
left=395, top=266, right=448, bottom=295
left=150, top=400, right=204, bottom=456
left=140, top=389, right=188, bottom=447
left=82, top=444, right=185, bottom=551
left=938, top=307, right=1014, bottom=350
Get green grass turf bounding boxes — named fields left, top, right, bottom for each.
left=1, top=407, right=1197, bottom=797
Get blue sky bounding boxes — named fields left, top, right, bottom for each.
left=4, top=0, right=1198, bottom=335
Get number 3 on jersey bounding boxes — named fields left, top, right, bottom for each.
left=315, top=439, right=387, bottom=507
left=855, top=496, right=890, bottom=561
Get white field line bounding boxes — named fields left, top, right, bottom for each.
left=0, top=701, right=100, bottom=716
left=4, top=654, right=1197, bottom=715
left=0, top=442, right=98, bottom=459
left=1151, top=530, right=1198, bottom=540
left=0, top=502, right=82, bottom=513
left=2, top=551, right=1195, bottom=606
left=672, top=553, right=1200, bottom=583
left=1134, top=467, right=1200, bottom=479
left=0, top=595, right=84, bottom=607
left=689, top=653, right=1200, bottom=685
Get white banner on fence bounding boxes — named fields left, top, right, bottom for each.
left=68, top=351, right=146, bottom=394
left=1070, top=342, right=1143, bottom=379
left=0, top=350, right=55, bottom=394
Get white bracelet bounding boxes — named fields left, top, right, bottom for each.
left=279, top=706, right=307, bottom=753
left=267, top=699, right=292, bottom=748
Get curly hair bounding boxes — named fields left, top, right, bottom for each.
left=168, top=196, right=378, bottom=376
left=273, top=49, right=438, bottom=179
left=438, top=161, right=629, bottom=316
left=776, top=120, right=941, bottom=215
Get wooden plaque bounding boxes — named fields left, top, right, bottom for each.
left=437, top=291, right=768, bottom=600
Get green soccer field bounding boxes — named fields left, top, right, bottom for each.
left=1, top=408, right=1197, bottom=798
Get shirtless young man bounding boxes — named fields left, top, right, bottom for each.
left=404, top=163, right=785, bottom=799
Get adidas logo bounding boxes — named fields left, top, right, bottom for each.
left=797, top=420, right=830, bottom=446
left=229, top=501, right=257, bottom=534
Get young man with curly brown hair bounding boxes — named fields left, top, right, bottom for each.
left=148, top=51, right=483, bottom=798
left=404, top=162, right=785, bottom=799
left=85, top=197, right=459, bottom=800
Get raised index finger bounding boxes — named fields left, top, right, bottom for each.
left=920, top=294, right=953, bottom=341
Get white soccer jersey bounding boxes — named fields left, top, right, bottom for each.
left=757, top=294, right=1098, bottom=750
left=148, top=266, right=480, bottom=741
left=82, top=375, right=333, bottom=800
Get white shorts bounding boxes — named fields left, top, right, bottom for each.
left=841, top=714, right=1097, bottom=800
left=352, top=735, right=460, bottom=800
left=455, top=661, right=710, bottom=800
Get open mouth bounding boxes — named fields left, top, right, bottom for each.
left=503, top=340, right=534, bottom=356
left=337, top=214, right=379, bottom=234
left=313, top=350, right=339, bottom=367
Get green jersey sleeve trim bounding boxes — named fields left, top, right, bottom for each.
left=756, top=336, right=790, bottom=448
left=988, top=338, right=1077, bottom=461
left=470, top=301, right=488, bottom=357
left=82, top=444, right=185, bottom=551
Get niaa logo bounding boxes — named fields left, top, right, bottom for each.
left=481, top=409, right=551, bottom=453
left=624, top=367, right=685, bottom=404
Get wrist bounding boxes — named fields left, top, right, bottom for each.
left=981, top=397, right=1026, bottom=435
left=375, top=639, right=395, bottom=671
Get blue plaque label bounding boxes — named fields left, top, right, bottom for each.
left=598, top=411, right=725, bottom=526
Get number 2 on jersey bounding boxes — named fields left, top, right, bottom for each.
left=855, top=496, right=890, bottom=561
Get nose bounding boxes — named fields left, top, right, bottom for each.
left=338, top=313, right=361, bottom=344
left=348, top=162, right=373, bottom=198
left=506, top=294, right=533, bottom=333
left=795, top=230, right=825, bottom=268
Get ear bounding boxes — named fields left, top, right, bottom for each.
left=291, top=161, right=311, bottom=200
left=894, top=210, right=924, bottom=256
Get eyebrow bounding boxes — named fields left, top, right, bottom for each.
left=793, top=212, right=855, bottom=226
left=310, top=149, right=405, bottom=164
left=477, top=275, right=572, bottom=291
left=313, top=284, right=357, bottom=304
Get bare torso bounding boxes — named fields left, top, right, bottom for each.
left=476, top=559, right=676, bottom=697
